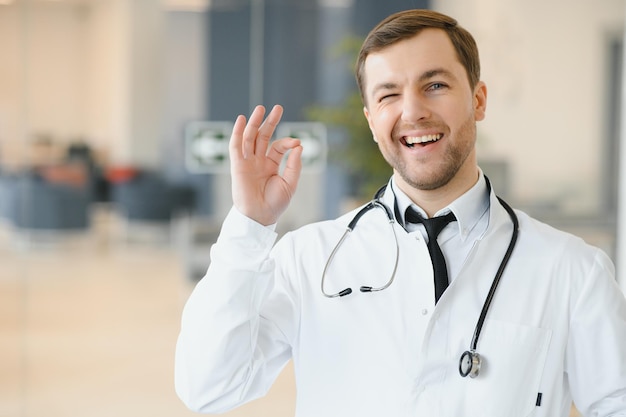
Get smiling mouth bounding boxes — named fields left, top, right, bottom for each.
left=403, top=134, right=443, bottom=148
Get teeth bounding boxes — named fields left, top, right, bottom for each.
left=405, top=134, right=442, bottom=145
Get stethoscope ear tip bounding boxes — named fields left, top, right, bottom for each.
left=338, top=288, right=353, bottom=297
left=359, top=286, right=373, bottom=293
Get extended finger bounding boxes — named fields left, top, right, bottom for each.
left=241, top=105, right=266, bottom=159
left=255, top=104, right=283, bottom=157
left=229, top=114, right=248, bottom=161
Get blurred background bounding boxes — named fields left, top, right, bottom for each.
left=0, top=0, right=623, bottom=416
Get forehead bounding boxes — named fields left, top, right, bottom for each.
left=363, top=28, right=466, bottom=92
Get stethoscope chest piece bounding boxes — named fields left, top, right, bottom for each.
left=459, top=350, right=481, bottom=378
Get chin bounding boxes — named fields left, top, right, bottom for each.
left=399, top=168, right=458, bottom=192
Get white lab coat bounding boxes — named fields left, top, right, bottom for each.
left=175, top=186, right=626, bottom=417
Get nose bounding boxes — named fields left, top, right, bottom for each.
left=401, top=91, right=430, bottom=123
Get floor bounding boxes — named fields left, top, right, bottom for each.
left=0, top=212, right=580, bottom=417
left=0, top=213, right=296, bottom=417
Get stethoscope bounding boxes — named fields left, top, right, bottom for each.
left=320, top=179, right=519, bottom=379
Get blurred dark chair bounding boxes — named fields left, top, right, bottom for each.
left=0, top=173, right=18, bottom=222
left=111, top=171, right=195, bottom=222
left=3, top=172, right=91, bottom=230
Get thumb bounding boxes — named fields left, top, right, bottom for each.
left=282, top=144, right=303, bottom=194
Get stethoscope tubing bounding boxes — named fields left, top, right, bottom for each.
left=321, top=200, right=400, bottom=297
left=468, top=196, right=519, bottom=352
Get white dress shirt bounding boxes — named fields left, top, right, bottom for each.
left=392, top=173, right=490, bottom=284
left=175, top=174, right=626, bottom=417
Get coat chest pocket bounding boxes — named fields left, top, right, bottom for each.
left=462, top=319, right=552, bottom=417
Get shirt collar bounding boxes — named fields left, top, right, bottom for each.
left=390, top=169, right=490, bottom=241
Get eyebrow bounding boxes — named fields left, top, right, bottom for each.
left=419, top=67, right=456, bottom=83
left=369, top=67, right=457, bottom=97
left=370, top=82, right=399, bottom=97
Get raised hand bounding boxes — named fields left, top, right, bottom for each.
left=229, top=104, right=303, bottom=226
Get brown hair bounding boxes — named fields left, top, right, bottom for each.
left=356, top=9, right=480, bottom=105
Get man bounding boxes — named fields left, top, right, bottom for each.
left=175, top=9, right=626, bottom=417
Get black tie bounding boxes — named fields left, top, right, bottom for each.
left=405, top=208, right=457, bottom=303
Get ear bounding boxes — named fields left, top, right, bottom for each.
left=363, top=106, right=378, bottom=142
left=363, top=105, right=371, bottom=126
left=473, top=81, right=487, bottom=121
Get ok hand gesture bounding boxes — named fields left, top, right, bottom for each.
left=229, top=105, right=303, bottom=226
